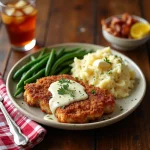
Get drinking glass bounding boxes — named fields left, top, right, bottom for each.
left=0, top=0, right=37, bottom=51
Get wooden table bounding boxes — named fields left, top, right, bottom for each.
left=0, top=0, right=150, bottom=149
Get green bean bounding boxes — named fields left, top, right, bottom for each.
left=88, top=49, right=94, bottom=53
left=56, top=48, right=65, bottom=59
left=50, top=50, right=87, bottom=75
left=30, top=56, right=36, bottom=61
left=14, top=87, right=24, bottom=97
left=16, top=55, right=49, bottom=89
left=24, top=68, right=45, bottom=84
left=54, top=60, right=73, bottom=75
left=64, top=47, right=81, bottom=53
left=75, top=49, right=94, bottom=59
left=45, top=49, right=56, bottom=76
left=37, top=48, right=48, bottom=59
left=61, top=59, right=74, bottom=67
left=56, top=48, right=81, bottom=59
left=51, top=67, right=61, bottom=75
left=58, top=67, right=71, bottom=74
left=13, top=53, right=50, bottom=80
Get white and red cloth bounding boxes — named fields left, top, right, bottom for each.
left=0, top=73, right=47, bottom=150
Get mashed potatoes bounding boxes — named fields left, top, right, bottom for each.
left=71, top=47, right=135, bottom=98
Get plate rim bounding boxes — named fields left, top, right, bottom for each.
left=6, top=43, right=146, bottom=130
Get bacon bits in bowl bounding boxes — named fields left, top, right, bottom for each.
left=101, top=13, right=150, bottom=51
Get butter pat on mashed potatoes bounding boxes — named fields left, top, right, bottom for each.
left=71, top=47, right=135, bottom=98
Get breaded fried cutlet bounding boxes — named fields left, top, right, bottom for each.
left=24, top=74, right=115, bottom=123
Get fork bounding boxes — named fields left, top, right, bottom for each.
left=0, top=94, right=28, bottom=145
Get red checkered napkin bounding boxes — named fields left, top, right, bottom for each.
left=0, top=73, right=47, bottom=150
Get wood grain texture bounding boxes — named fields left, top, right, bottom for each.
left=1, top=0, right=150, bottom=149
left=0, top=25, right=11, bottom=77
left=45, top=0, right=95, bottom=45
left=96, top=0, right=150, bottom=150
left=34, top=127, right=95, bottom=150
left=33, top=0, right=96, bottom=149
left=0, top=7, right=7, bottom=76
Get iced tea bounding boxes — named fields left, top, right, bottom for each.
left=1, top=0, right=37, bottom=50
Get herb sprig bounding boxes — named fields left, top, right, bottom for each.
left=91, top=89, right=96, bottom=95
left=103, top=57, right=112, bottom=64
left=58, top=78, right=71, bottom=84
left=58, top=78, right=75, bottom=97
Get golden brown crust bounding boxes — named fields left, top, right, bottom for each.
left=24, top=74, right=115, bottom=123
left=55, top=96, right=104, bottom=123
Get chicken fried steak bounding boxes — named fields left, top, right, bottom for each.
left=24, top=74, right=115, bottom=123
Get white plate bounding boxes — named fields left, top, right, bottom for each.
left=6, top=43, right=146, bottom=130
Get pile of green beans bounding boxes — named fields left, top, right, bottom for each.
left=13, top=47, right=93, bottom=97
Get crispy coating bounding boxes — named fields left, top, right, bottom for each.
left=24, top=74, right=115, bottom=123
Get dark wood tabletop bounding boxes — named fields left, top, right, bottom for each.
left=0, top=0, right=150, bottom=149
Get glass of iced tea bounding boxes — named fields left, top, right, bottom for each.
left=0, top=0, right=37, bottom=51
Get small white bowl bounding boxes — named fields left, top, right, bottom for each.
left=102, top=15, right=150, bottom=51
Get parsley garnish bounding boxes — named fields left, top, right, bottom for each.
left=120, top=106, right=123, bottom=111
left=91, top=89, right=96, bottom=95
left=107, top=70, right=112, bottom=74
left=47, top=116, right=53, bottom=120
left=58, top=79, right=75, bottom=97
left=58, top=78, right=71, bottom=84
left=75, top=77, right=79, bottom=80
left=103, top=57, right=112, bottom=64
left=61, top=106, right=65, bottom=109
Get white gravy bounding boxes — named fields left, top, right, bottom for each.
left=48, top=79, right=88, bottom=116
